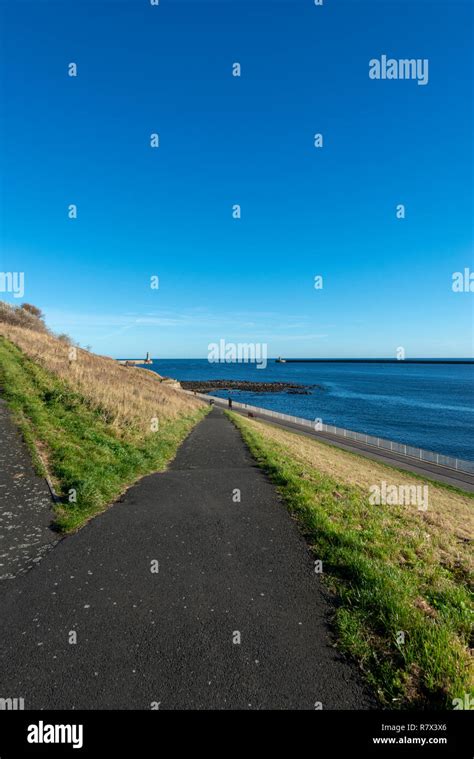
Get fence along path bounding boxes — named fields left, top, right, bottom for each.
left=184, top=391, right=474, bottom=476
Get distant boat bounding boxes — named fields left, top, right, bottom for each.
left=275, top=356, right=287, bottom=363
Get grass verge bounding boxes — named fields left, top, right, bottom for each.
left=228, top=411, right=473, bottom=710
left=0, top=337, right=208, bottom=532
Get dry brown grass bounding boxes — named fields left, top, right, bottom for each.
left=230, top=413, right=474, bottom=704
left=0, top=300, right=49, bottom=331
left=0, top=322, right=203, bottom=435
left=237, top=416, right=474, bottom=576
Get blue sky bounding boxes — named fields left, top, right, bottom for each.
left=1, top=0, right=472, bottom=358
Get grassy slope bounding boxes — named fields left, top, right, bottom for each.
left=228, top=411, right=473, bottom=710
left=0, top=337, right=208, bottom=532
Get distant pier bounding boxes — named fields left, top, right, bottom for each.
left=276, top=358, right=474, bottom=365
left=118, top=352, right=153, bottom=366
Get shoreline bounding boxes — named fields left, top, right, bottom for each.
left=188, top=390, right=474, bottom=474
left=145, top=364, right=474, bottom=462
left=180, top=379, right=316, bottom=395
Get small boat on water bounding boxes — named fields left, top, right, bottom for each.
left=275, top=356, right=287, bottom=363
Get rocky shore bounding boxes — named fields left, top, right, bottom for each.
left=180, top=380, right=316, bottom=395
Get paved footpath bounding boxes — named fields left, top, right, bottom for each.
left=0, top=408, right=375, bottom=709
left=202, top=396, right=474, bottom=492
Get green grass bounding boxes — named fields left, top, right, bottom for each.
left=0, top=337, right=208, bottom=532
left=228, top=411, right=473, bottom=710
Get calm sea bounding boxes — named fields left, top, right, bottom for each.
left=144, top=359, right=474, bottom=461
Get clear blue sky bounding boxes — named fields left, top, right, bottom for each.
left=1, top=0, right=472, bottom=358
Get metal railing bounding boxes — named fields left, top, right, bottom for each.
left=185, top=391, right=474, bottom=475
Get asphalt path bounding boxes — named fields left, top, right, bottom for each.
left=204, top=397, right=474, bottom=493
left=0, top=408, right=374, bottom=710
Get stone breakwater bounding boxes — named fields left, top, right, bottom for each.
left=180, top=380, right=317, bottom=395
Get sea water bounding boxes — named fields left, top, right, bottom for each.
left=144, top=359, right=474, bottom=461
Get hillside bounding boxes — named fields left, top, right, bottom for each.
left=0, top=302, right=206, bottom=530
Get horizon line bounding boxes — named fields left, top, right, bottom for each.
left=114, top=357, right=474, bottom=364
